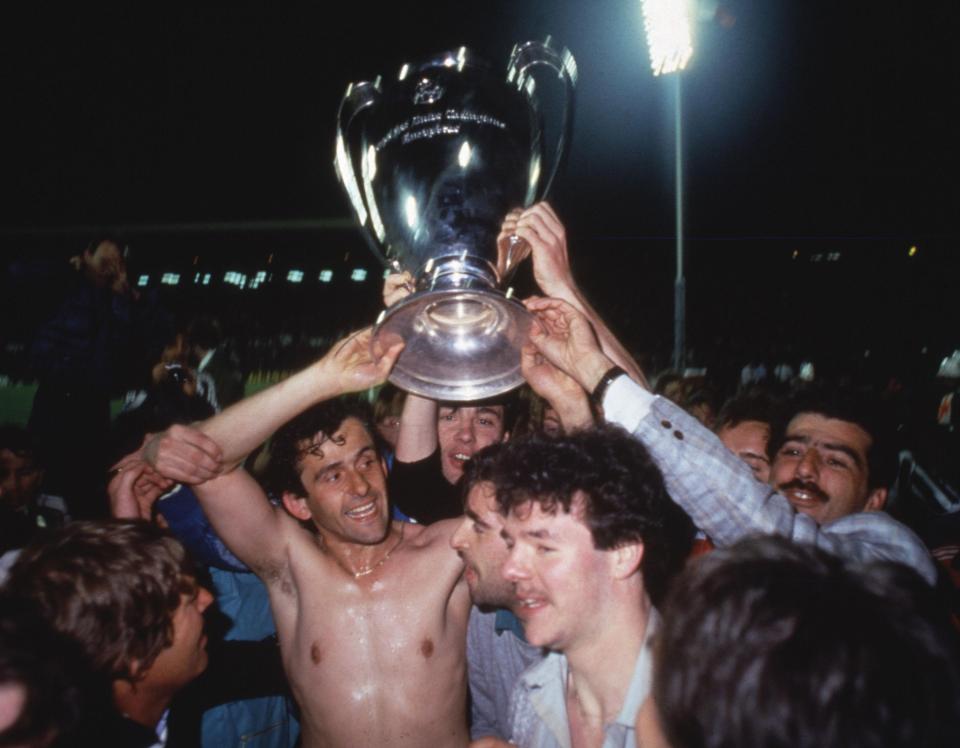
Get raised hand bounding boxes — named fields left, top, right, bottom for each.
left=318, top=327, right=404, bottom=396
left=143, top=424, right=224, bottom=484
left=508, top=202, right=575, bottom=297
left=520, top=342, right=593, bottom=432
left=108, top=443, right=176, bottom=520
left=525, top=296, right=614, bottom=393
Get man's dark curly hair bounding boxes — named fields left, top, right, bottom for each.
left=489, top=425, right=695, bottom=606
left=267, top=397, right=376, bottom=498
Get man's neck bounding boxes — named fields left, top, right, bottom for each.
left=564, top=592, right=651, bottom=726
left=316, top=521, right=406, bottom=577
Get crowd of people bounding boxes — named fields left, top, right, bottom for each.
left=1, top=203, right=959, bottom=747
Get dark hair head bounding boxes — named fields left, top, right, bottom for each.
left=653, top=536, right=960, bottom=748
left=84, top=233, right=128, bottom=257
left=438, top=390, right=521, bottom=436
left=715, top=390, right=784, bottom=458
left=0, top=425, right=43, bottom=467
left=0, top=594, right=106, bottom=747
left=372, top=383, right=405, bottom=423
left=774, top=384, right=897, bottom=489
left=489, top=425, right=694, bottom=606
left=5, top=520, right=198, bottom=682
left=267, top=397, right=375, bottom=498
left=460, top=441, right=509, bottom=506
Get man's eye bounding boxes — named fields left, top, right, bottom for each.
left=324, top=471, right=341, bottom=483
left=536, top=545, right=553, bottom=555
left=827, top=458, right=848, bottom=469
left=780, top=447, right=801, bottom=457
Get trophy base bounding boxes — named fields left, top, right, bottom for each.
left=372, top=288, right=532, bottom=402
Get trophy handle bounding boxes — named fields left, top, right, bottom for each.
left=334, top=79, right=392, bottom=269
left=507, top=38, right=578, bottom=201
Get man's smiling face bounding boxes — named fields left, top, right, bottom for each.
left=499, top=496, right=612, bottom=651
left=287, top=417, right=390, bottom=545
left=771, top=413, right=885, bottom=525
left=436, top=405, right=507, bottom=484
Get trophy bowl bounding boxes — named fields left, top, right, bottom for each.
left=335, top=39, right=576, bottom=400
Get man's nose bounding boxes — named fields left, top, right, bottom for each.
left=502, top=547, right=529, bottom=582
left=450, top=521, right=468, bottom=551
left=456, top=420, right=475, bottom=442
left=795, top=449, right=821, bottom=480
left=348, top=470, right=371, bottom=496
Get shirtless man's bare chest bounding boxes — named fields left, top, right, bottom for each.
left=268, top=518, right=471, bottom=748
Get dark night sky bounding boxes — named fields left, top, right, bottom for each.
left=2, top=1, right=958, bottom=372
left=4, top=1, right=957, bottom=235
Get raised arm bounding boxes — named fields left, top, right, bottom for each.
left=501, top=202, right=648, bottom=388
left=142, top=328, right=403, bottom=573
left=524, top=297, right=937, bottom=584
left=149, top=327, right=402, bottom=471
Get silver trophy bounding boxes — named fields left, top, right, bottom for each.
left=335, top=39, right=576, bottom=401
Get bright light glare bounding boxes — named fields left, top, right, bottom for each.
left=137, top=275, right=149, bottom=287
left=224, top=271, right=247, bottom=289
left=351, top=268, right=368, bottom=282
left=404, top=194, right=419, bottom=230
left=287, top=270, right=304, bottom=283
left=641, top=0, right=694, bottom=76
left=319, top=269, right=333, bottom=283
left=458, top=141, right=473, bottom=168
left=908, top=245, right=918, bottom=257
left=161, top=273, right=180, bottom=286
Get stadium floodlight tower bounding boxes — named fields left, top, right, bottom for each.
left=641, top=0, right=694, bottom=372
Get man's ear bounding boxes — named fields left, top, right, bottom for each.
left=281, top=491, right=312, bottom=521
left=864, top=487, right=887, bottom=512
left=611, top=542, right=644, bottom=580
left=501, top=430, right=511, bottom=444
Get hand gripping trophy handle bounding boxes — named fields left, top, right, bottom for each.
left=333, top=40, right=577, bottom=401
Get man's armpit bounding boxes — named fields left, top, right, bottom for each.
left=256, top=557, right=296, bottom=598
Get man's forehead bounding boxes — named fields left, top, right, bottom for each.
left=439, top=404, right=505, bottom=417
left=786, top=412, right=872, bottom=451
left=0, top=449, right=32, bottom=468
left=297, top=417, right=374, bottom=463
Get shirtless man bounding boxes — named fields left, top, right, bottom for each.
left=143, top=329, right=473, bottom=747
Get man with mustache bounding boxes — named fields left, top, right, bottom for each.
left=522, top=296, right=937, bottom=585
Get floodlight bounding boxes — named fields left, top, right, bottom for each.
left=641, top=0, right=694, bottom=75
left=137, top=275, right=150, bottom=287
left=287, top=270, right=304, bottom=283
left=319, top=270, right=333, bottom=283
left=351, top=268, right=368, bottom=282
